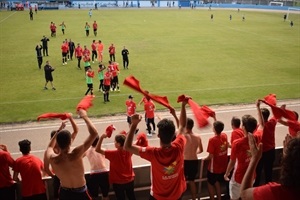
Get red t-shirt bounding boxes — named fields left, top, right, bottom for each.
left=207, top=133, right=229, bottom=174
left=126, top=99, right=136, bottom=116
left=61, top=43, right=68, bottom=53
left=262, top=117, right=277, bottom=152
left=112, top=63, right=119, bottom=77
left=230, top=136, right=259, bottom=184
left=109, top=45, right=115, bottom=54
left=144, top=100, right=155, bottom=118
left=103, top=71, right=112, bottom=86
left=230, top=128, right=244, bottom=145
left=75, top=47, right=83, bottom=57
left=93, top=22, right=97, bottom=30
left=287, top=120, right=300, bottom=137
left=105, top=149, right=134, bottom=184
left=98, top=43, right=104, bottom=52
left=91, top=42, right=97, bottom=51
left=13, top=154, right=46, bottom=197
left=83, top=49, right=90, bottom=56
left=0, top=151, right=15, bottom=187
left=139, top=134, right=187, bottom=200
left=253, top=182, right=299, bottom=200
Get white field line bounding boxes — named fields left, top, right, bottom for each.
left=0, top=11, right=17, bottom=23
left=0, top=82, right=299, bottom=105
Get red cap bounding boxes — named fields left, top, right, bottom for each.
left=135, top=133, right=148, bottom=147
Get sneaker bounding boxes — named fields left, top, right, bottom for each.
left=44, top=87, right=48, bottom=90
left=151, top=131, right=156, bottom=134
left=92, top=61, right=94, bottom=63
left=117, top=89, right=120, bottom=92
left=65, top=62, right=67, bottom=65
left=52, top=87, right=56, bottom=90
left=110, top=88, right=113, bottom=91
left=62, top=63, right=65, bottom=66
left=147, top=133, right=153, bottom=137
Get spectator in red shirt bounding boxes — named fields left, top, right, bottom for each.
left=108, top=43, right=116, bottom=62
left=224, top=114, right=260, bottom=200
left=124, top=98, right=189, bottom=200
left=230, top=116, right=244, bottom=146
left=0, top=144, right=16, bottom=200
left=254, top=101, right=277, bottom=187
left=96, top=133, right=136, bottom=200
left=13, top=139, right=47, bottom=200
left=241, top=134, right=300, bottom=200
left=205, top=121, right=229, bottom=200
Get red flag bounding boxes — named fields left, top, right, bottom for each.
left=37, top=113, right=70, bottom=121
left=264, top=94, right=277, bottom=106
left=76, top=95, right=94, bottom=111
left=135, top=132, right=148, bottom=147
left=120, top=130, right=127, bottom=136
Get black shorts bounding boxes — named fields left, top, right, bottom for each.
left=93, top=29, right=97, bottom=32
left=87, top=83, right=93, bottom=89
left=112, top=76, right=119, bottom=84
left=45, top=76, right=53, bottom=82
left=184, top=160, right=199, bottom=181
left=104, top=85, right=110, bottom=92
left=207, top=170, right=225, bottom=185
left=62, top=52, right=67, bottom=57
left=87, top=172, right=109, bottom=198
left=127, top=116, right=132, bottom=124
left=59, top=185, right=91, bottom=200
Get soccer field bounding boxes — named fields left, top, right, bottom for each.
left=0, top=8, right=299, bottom=123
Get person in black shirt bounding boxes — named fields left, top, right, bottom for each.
left=44, top=61, right=56, bottom=90
left=41, top=36, right=50, bottom=56
left=68, top=39, right=75, bottom=60
left=35, top=44, right=43, bottom=69
left=121, top=46, right=129, bottom=69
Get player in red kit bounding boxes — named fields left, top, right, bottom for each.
left=91, top=40, right=97, bottom=63
left=108, top=43, right=115, bottom=62
left=93, top=21, right=98, bottom=36
left=61, top=41, right=68, bottom=65
left=75, top=43, right=83, bottom=69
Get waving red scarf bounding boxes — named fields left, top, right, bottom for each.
left=37, top=113, right=70, bottom=121
left=177, top=95, right=214, bottom=128
left=123, top=76, right=173, bottom=109
left=76, top=95, right=95, bottom=111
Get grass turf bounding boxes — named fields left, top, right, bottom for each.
left=0, top=8, right=299, bottom=123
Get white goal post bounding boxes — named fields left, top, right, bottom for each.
left=269, top=1, right=284, bottom=6
left=287, top=7, right=300, bottom=21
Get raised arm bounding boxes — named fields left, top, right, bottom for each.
left=124, top=114, right=142, bottom=155
left=95, top=133, right=106, bottom=155
left=68, top=114, right=79, bottom=142
left=240, top=134, right=263, bottom=200
left=256, top=99, right=264, bottom=130
left=76, top=109, right=98, bottom=154
left=178, top=98, right=188, bottom=135
left=169, top=107, right=179, bottom=128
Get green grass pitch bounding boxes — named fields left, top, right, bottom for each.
left=0, top=8, right=299, bottom=123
